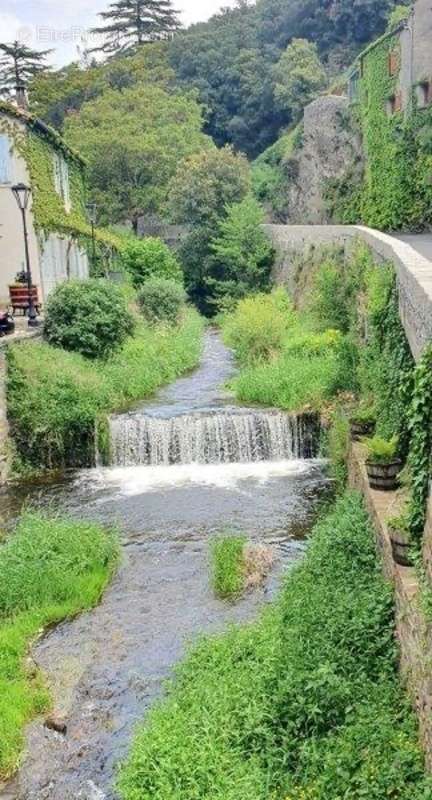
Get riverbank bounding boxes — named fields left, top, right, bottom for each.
left=6, top=309, right=204, bottom=472
left=118, top=491, right=432, bottom=800
left=0, top=514, right=119, bottom=781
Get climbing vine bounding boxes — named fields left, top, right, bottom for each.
left=407, top=345, right=432, bottom=540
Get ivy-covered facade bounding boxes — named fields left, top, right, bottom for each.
left=349, top=0, right=432, bottom=230
left=0, top=102, right=120, bottom=306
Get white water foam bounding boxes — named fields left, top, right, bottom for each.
left=80, top=459, right=324, bottom=497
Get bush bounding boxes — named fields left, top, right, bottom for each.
left=0, top=512, right=119, bottom=778
left=7, top=310, right=204, bottom=469
left=365, top=435, right=399, bottom=463
left=138, top=278, right=186, bottom=325
left=118, top=492, right=432, bottom=800
left=44, top=279, right=134, bottom=360
left=120, top=237, right=183, bottom=288
left=211, top=536, right=246, bottom=601
left=222, top=289, right=295, bottom=364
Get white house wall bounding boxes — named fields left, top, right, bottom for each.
left=0, top=120, right=42, bottom=307
left=39, top=234, right=89, bottom=298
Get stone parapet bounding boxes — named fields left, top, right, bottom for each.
left=264, top=224, right=432, bottom=361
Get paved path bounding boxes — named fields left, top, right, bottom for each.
left=396, top=234, right=432, bottom=263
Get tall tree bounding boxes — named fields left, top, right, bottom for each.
left=272, top=38, right=326, bottom=120
left=0, top=41, right=52, bottom=108
left=90, top=0, right=180, bottom=55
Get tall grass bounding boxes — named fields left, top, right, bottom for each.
left=7, top=310, right=204, bottom=469
left=118, top=492, right=431, bottom=800
left=0, top=513, right=119, bottom=778
left=222, top=291, right=356, bottom=411
left=211, top=536, right=246, bottom=600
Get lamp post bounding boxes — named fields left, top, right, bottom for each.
left=86, top=202, right=97, bottom=272
left=11, top=183, right=39, bottom=327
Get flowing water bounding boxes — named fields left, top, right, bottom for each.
left=0, top=331, right=330, bottom=800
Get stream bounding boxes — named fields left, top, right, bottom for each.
left=0, top=331, right=330, bottom=800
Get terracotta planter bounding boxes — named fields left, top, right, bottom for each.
left=366, top=459, right=401, bottom=491
left=389, top=526, right=414, bottom=567
left=9, top=285, right=40, bottom=314
left=350, top=419, right=375, bottom=441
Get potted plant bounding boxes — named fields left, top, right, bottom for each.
left=364, top=435, right=401, bottom=491
left=387, top=512, right=413, bottom=567
left=9, top=271, right=39, bottom=315
left=349, top=406, right=376, bottom=441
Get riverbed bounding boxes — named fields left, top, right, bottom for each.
left=0, top=331, right=330, bottom=800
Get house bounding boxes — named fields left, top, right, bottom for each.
left=0, top=102, right=91, bottom=307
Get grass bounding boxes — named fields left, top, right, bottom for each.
left=6, top=309, right=204, bottom=470
left=211, top=536, right=246, bottom=600
left=118, top=492, right=432, bottom=800
left=222, top=291, right=356, bottom=412
left=0, top=512, right=119, bottom=779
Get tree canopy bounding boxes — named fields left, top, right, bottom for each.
left=64, top=83, right=212, bottom=229
left=0, top=41, right=52, bottom=104
left=273, top=38, right=326, bottom=120
left=89, top=0, right=180, bottom=55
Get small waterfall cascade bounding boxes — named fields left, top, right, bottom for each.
left=109, top=410, right=319, bottom=467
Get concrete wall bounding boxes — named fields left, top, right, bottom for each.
left=392, top=0, right=432, bottom=111
left=265, top=224, right=432, bottom=361
left=0, top=119, right=42, bottom=306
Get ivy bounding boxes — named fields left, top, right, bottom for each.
left=407, top=345, right=432, bottom=540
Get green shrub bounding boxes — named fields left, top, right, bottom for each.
left=138, top=278, right=186, bottom=325
left=211, top=536, right=246, bottom=601
left=120, top=237, right=183, bottom=288
left=222, top=289, right=295, bottom=364
left=118, top=492, right=431, bottom=800
left=0, top=512, right=119, bottom=778
left=7, top=310, right=204, bottom=469
left=365, top=435, right=399, bottom=463
left=44, top=279, right=135, bottom=360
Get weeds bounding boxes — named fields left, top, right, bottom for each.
left=211, top=536, right=246, bottom=600
left=0, top=512, right=119, bottom=779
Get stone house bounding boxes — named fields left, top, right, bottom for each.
left=0, top=102, right=91, bottom=307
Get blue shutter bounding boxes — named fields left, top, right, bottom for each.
left=0, top=135, right=11, bottom=183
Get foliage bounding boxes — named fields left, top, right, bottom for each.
left=168, top=146, right=250, bottom=312
left=387, top=5, right=411, bottom=31
left=89, top=0, right=179, bottom=56
left=0, top=512, right=119, bottom=778
left=6, top=310, right=204, bottom=469
left=168, top=146, right=250, bottom=227
left=0, top=41, right=52, bottom=99
left=406, top=345, right=432, bottom=540
left=30, top=45, right=173, bottom=130
left=325, top=407, right=350, bottom=491
left=64, top=83, right=212, bottom=229
left=211, top=536, right=246, bottom=601
left=222, top=289, right=295, bottom=365
left=364, top=435, right=399, bottom=464
left=209, top=195, right=274, bottom=308
left=272, top=39, right=326, bottom=120
left=44, top=279, right=134, bottom=359
left=357, top=32, right=432, bottom=230
left=138, top=278, right=186, bottom=324
left=120, top=236, right=183, bottom=288
left=118, top=491, right=432, bottom=800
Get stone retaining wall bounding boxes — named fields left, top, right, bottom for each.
left=349, top=444, right=432, bottom=768
left=264, top=224, right=432, bottom=361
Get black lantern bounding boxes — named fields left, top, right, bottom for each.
left=86, top=202, right=98, bottom=270
left=11, top=183, right=39, bottom=327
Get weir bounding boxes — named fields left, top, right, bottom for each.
left=109, top=410, right=319, bottom=467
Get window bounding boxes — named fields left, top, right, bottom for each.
left=416, top=81, right=432, bottom=109
left=388, top=51, right=399, bottom=77
left=386, top=92, right=402, bottom=116
left=53, top=152, right=70, bottom=210
left=0, top=134, right=11, bottom=184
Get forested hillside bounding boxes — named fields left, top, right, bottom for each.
left=30, top=0, right=407, bottom=157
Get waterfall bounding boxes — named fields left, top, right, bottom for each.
left=109, top=410, right=319, bottom=467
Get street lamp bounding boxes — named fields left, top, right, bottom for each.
left=11, top=183, right=39, bottom=327
left=86, top=202, right=97, bottom=272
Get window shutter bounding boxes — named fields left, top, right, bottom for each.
left=53, top=153, right=62, bottom=195
left=394, top=91, right=402, bottom=112
left=388, top=51, right=399, bottom=76
left=0, top=135, right=11, bottom=183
